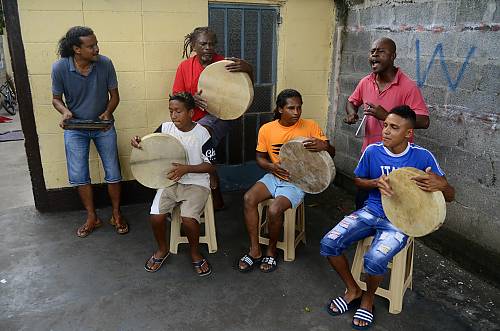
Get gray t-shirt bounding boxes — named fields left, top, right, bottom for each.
left=51, top=55, right=118, bottom=120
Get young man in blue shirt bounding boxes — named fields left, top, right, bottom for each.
left=52, top=26, right=127, bottom=237
left=320, top=105, right=455, bottom=329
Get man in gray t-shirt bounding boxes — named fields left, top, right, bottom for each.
left=51, top=26, right=128, bottom=237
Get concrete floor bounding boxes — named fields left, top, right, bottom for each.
left=0, top=106, right=499, bottom=330
left=1, top=188, right=499, bottom=330
left=0, top=109, right=34, bottom=210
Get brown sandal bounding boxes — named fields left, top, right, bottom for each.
left=109, top=216, right=129, bottom=235
left=76, top=219, right=103, bottom=238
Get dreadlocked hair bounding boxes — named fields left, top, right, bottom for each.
left=273, top=89, right=302, bottom=120
left=182, top=26, right=217, bottom=59
left=169, top=92, right=196, bottom=110
left=57, top=26, right=94, bottom=58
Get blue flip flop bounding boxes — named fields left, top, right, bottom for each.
left=193, top=258, right=212, bottom=277
left=144, top=252, right=169, bottom=273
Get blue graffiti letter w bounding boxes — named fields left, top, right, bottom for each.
left=415, top=39, right=476, bottom=91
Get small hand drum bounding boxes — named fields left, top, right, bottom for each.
left=382, top=167, right=446, bottom=237
left=279, top=137, right=336, bottom=194
left=62, top=119, right=113, bottom=130
left=130, top=133, right=187, bottom=189
left=197, top=60, right=254, bottom=120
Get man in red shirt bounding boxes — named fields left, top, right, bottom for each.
left=344, top=37, right=430, bottom=209
left=172, top=27, right=253, bottom=209
left=344, top=37, right=429, bottom=152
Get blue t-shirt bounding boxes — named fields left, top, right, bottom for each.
left=354, top=142, right=445, bottom=218
left=51, top=55, right=118, bottom=120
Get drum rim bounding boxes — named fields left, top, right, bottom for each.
left=381, top=167, right=446, bottom=237
left=197, top=60, right=254, bottom=120
left=279, top=136, right=336, bottom=194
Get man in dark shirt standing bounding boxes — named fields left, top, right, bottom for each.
left=51, top=26, right=128, bottom=237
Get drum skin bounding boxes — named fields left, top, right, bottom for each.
left=197, top=60, right=254, bottom=120
left=382, top=167, right=446, bottom=237
left=130, top=133, right=187, bottom=189
left=279, top=137, right=336, bottom=194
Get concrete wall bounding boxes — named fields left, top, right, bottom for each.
left=328, top=0, right=500, bottom=255
left=13, top=0, right=334, bottom=189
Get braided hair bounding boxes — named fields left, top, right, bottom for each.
left=273, top=89, right=303, bottom=120
left=169, top=92, right=196, bottom=110
left=57, top=26, right=94, bottom=58
left=182, top=26, right=217, bottom=59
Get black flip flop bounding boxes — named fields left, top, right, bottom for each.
left=237, top=254, right=262, bottom=273
left=326, top=296, right=361, bottom=316
left=260, top=256, right=278, bottom=273
left=352, top=306, right=375, bottom=330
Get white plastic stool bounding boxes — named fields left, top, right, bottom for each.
left=351, top=236, right=414, bottom=314
left=169, top=193, right=217, bottom=254
left=257, top=198, right=305, bottom=261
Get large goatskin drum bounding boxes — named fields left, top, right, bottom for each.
left=197, top=60, right=254, bottom=120
left=279, top=137, right=336, bottom=194
left=130, top=133, right=187, bottom=189
left=381, top=167, right=446, bottom=237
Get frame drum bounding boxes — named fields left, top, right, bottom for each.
left=130, top=133, right=187, bottom=189
left=197, top=60, right=254, bottom=120
left=382, top=167, right=446, bottom=237
left=279, top=137, right=336, bottom=194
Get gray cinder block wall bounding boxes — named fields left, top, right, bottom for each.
left=327, top=0, right=500, bottom=281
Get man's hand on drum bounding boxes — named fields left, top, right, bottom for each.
left=194, top=90, right=208, bottom=110
left=364, top=102, right=388, bottom=121
left=412, top=167, right=447, bottom=192
left=270, top=163, right=290, bottom=181
left=130, top=136, right=142, bottom=149
left=225, top=57, right=254, bottom=82
left=167, top=163, right=188, bottom=182
left=303, top=137, right=328, bottom=152
left=376, top=174, right=394, bottom=197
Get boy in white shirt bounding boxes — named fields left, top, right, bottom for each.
left=131, top=92, right=216, bottom=276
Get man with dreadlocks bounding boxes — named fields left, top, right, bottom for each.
left=172, top=26, right=253, bottom=209
left=51, top=26, right=128, bottom=237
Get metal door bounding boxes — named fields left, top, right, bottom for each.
left=208, top=3, right=278, bottom=190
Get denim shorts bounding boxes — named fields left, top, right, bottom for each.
left=197, top=114, right=230, bottom=147
left=64, top=126, right=122, bottom=186
left=320, top=208, right=408, bottom=275
left=258, top=173, right=305, bottom=209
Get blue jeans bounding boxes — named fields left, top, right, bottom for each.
left=258, top=173, right=305, bottom=209
left=320, top=208, right=408, bottom=276
left=64, top=126, right=122, bottom=186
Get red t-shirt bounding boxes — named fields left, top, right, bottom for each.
left=348, top=69, right=429, bottom=152
left=172, top=54, right=225, bottom=122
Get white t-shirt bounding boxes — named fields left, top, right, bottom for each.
left=158, top=122, right=216, bottom=189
